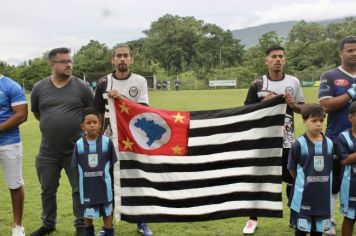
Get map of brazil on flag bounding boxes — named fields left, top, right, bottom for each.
left=108, top=96, right=287, bottom=223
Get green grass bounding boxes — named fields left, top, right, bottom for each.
left=0, top=87, right=342, bottom=235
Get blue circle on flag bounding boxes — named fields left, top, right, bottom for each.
left=129, top=112, right=171, bottom=150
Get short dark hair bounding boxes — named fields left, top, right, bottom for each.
left=349, top=101, right=356, bottom=115
left=340, top=36, right=356, bottom=50
left=48, top=47, right=71, bottom=61
left=82, top=107, right=100, bottom=122
left=265, top=45, right=285, bottom=56
left=112, top=44, right=131, bottom=57
left=301, top=104, right=325, bottom=120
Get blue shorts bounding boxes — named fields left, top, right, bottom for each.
left=290, top=210, right=330, bottom=232
left=84, top=202, right=113, bottom=219
left=340, top=204, right=356, bottom=220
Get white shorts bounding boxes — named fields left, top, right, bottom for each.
left=0, top=142, right=24, bottom=189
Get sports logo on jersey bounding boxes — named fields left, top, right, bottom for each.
left=319, top=84, right=330, bottom=92
left=88, top=154, right=98, bottom=168
left=129, top=86, right=138, bottom=98
left=285, top=86, right=294, bottom=95
left=334, top=79, right=349, bottom=87
left=314, top=156, right=324, bottom=171
left=129, top=112, right=171, bottom=150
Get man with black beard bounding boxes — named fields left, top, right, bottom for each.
left=30, top=47, right=94, bottom=236
left=93, top=45, right=153, bottom=236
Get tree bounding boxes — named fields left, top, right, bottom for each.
left=19, top=58, right=51, bottom=90
left=143, top=14, right=244, bottom=74
left=243, top=31, right=283, bottom=75
left=285, top=21, right=329, bottom=71
left=73, top=40, right=112, bottom=81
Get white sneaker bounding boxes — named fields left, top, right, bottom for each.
left=12, top=225, right=25, bottom=236
left=243, top=219, right=258, bottom=235
left=324, top=222, right=336, bottom=236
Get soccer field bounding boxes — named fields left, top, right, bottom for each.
left=0, top=88, right=342, bottom=235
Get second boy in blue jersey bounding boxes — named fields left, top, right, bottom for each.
left=288, top=104, right=333, bottom=236
left=337, top=101, right=356, bottom=236
left=72, top=107, right=118, bottom=236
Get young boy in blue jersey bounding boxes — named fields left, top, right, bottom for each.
left=72, top=107, right=118, bottom=236
left=288, top=104, right=333, bottom=236
left=337, top=101, right=356, bottom=236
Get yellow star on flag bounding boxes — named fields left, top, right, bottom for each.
left=119, top=102, right=130, bottom=114
left=173, top=112, right=185, bottom=123
left=172, top=145, right=183, bottom=155
left=122, top=137, right=134, bottom=151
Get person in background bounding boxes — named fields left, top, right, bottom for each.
left=0, top=74, right=28, bottom=236
left=174, top=79, right=180, bottom=91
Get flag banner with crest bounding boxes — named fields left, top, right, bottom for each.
left=108, top=96, right=286, bottom=223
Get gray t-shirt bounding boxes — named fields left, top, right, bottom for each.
left=31, top=76, right=94, bottom=157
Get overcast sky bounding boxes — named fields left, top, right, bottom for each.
left=1, top=0, right=355, bottom=65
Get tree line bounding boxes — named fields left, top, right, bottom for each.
left=1, top=15, right=356, bottom=90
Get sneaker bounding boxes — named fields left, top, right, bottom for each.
left=96, top=227, right=114, bottom=236
left=324, top=221, right=336, bottom=236
left=137, top=223, right=153, bottom=236
left=12, top=225, right=25, bottom=236
left=96, top=229, right=105, bottom=236
left=30, top=226, right=55, bottom=236
left=243, top=219, right=258, bottom=235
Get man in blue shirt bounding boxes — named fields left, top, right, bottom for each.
left=0, top=74, right=28, bottom=236
left=318, top=36, right=356, bottom=235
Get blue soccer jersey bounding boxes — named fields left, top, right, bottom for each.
left=318, top=67, right=356, bottom=143
left=0, top=75, right=27, bottom=145
left=338, top=129, right=356, bottom=208
left=288, top=134, right=333, bottom=216
left=72, top=135, right=118, bottom=205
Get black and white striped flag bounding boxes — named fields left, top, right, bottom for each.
left=109, top=96, right=286, bottom=222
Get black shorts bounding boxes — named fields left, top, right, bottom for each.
left=282, top=148, right=293, bottom=184
left=332, top=144, right=341, bottom=194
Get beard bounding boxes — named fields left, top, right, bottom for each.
left=118, top=64, right=128, bottom=72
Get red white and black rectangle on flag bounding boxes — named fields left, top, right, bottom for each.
left=108, top=96, right=287, bottom=223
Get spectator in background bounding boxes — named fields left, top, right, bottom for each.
left=156, top=80, right=161, bottom=90
left=162, top=80, right=167, bottom=90
left=175, top=79, right=180, bottom=91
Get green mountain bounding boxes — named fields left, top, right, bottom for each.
left=232, top=17, right=353, bottom=48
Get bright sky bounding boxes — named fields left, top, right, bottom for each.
left=1, top=0, right=355, bottom=65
